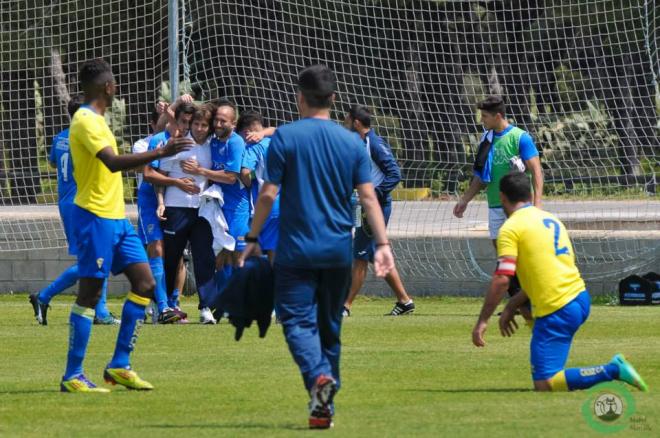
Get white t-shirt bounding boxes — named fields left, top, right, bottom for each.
left=132, top=134, right=152, bottom=188
left=159, top=135, right=212, bottom=208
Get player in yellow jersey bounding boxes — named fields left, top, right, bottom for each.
left=472, top=172, right=648, bottom=392
left=60, top=59, right=193, bottom=393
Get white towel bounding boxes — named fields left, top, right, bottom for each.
left=198, top=184, right=235, bottom=254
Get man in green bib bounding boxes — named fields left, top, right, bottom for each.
left=454, top=96, right=543, bottom=320
left=454, top=95, right=543, bottom=242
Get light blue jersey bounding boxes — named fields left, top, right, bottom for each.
left=242, top=137, right=279, bottom=218
left=49, top=128, right=77, bottom=204
left=211, top=131, right=248, bottom=214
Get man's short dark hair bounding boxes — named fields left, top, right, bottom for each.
left=477, top=95, right=506, bottom=116
left=348, top=104, right=372, bottom=128
left=67, top=95, right=84, bottom=118
left=236, top=109, right=263, bottom=133
left=500, top=171, right=532, bottom=203
left=175, top=102, right=196, bottom=120
left=211, top=98, right=237, bottom=120
left=79, top=59, right=113, bottom=96
left=297, top=65, right=336, bottom=109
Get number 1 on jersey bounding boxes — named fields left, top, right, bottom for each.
left=60, top=152, right=69, bottom=182
left=543, top=218, right=569, bottom=256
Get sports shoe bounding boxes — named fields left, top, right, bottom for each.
left=94, top=313, right=121, bottom=325
left=386, top=301, right=415, bottom=316
left=29, top=293, right=49, bottom=325
left=611, top=354, right=649, bottom=392
left=103, top=367, right=154, bottom=390
left=199, top=307, right=217, bottom=325
left=308, top=375, right=337, bottom=429
left=60, top=374, right=110, bottom=393
left=157, top=307, right=182, bottom=324
left=172, top=306, right=188, bottom=320
left=342, top=306, right=351, bottom=317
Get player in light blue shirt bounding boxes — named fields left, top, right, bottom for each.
left=237, top=110, right=279, bottom=263
left=238, top=65, right=395, bottom=429
left=29, top=96, right=117, bottom=326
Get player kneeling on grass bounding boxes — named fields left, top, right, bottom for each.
left=472, top=171, right=648, bottom=393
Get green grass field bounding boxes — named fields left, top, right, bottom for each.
left=0, top=294, right=657, bottom=437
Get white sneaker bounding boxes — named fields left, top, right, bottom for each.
left=199, top=307, right=217, bottom=325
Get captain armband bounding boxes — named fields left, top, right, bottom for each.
left=494, top=257, right=517, bottom=277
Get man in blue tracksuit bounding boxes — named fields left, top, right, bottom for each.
left=239, top=65, right=395, bottom=429
left=342, top=105, right=414, bottom=317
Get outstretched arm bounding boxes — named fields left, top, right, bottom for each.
left=96, top=136, right=193, bottom=173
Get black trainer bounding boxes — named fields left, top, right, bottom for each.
left=157, top=308, right=182, bottom=324
left=386, top=301, right=415, bottom=316
left=29, top=293, right=49, bottom=325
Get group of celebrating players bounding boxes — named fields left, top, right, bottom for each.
left=27, top=59, right=647, bottom=430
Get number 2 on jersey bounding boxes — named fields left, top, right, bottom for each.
left=543, top=218, right=569, bottom=256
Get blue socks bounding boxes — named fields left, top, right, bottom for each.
left=38, top=264, right=79, bottom=305
left=93, top=280, right=110, bottom=319
left=63, top=304, right=94, bottom=380
left=38, top=265, right=112, bottom=319
left=168, top=288, right=180, bottom=309
left=149, top=257, right=168, bottom=313
left=108, top=292, right=149, bottom=369
left=551, top=364, right=619, bottom=391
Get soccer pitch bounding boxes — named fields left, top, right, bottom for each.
left=1, top=295, right=657, bottom=437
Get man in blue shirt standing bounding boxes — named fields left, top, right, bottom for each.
left=342, top=105, right=414, bottom=317
left=236, top=110, right=279, bottom=263
left=29, top=95, right=117, bottom=326
left=239, top=65, right=395, bottom=429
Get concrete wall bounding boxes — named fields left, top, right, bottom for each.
left=2, top=233, right=657, bottom=297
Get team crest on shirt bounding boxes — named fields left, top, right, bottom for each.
left=96, top=258, right=104, bottom=269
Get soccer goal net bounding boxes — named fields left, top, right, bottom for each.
left=0, top=1, right=658, bottom=290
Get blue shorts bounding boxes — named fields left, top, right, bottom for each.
left=224, top=207, right=250, bottom=251
left=58, top=201, right=77, bottom=256
left=353, top=199, right=392, bottom=262
left=72, top=205, right=148, bottom=278
left=137, top=197, right=163, bottom=245
left=259, top=216, right=279, bottom=252
left=530, top=290, right=591, bottom=380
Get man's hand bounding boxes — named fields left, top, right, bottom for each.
left=175, top=177, right=200, bottom=195
left=453, top=199, right=468, bottom=218
left=498, top=306, right=519, bottom=337
left=373, top=244, right=395, bottom=278
left=472, top=321, right=488, bottom=347
left=156, top=101, right=168, bottom=114
left=181, top=158, right=203, bottom=175
left=245, top=130, right=265, bottom=143
left=161, top=137, right=193, bottom=158
left=238, top=242, right=259, bottom=268
left=156, top=204, right=167, bottom=221
left=176, top=94, right=194, bottom=105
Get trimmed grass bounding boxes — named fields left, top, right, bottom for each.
left=0, top=295, right=658, bottom=437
